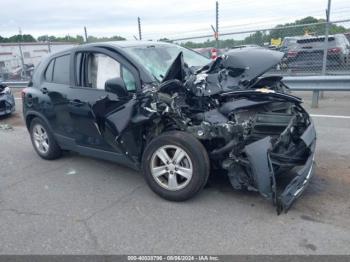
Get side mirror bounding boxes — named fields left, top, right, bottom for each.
left=105, top=77, right=128, bottom=97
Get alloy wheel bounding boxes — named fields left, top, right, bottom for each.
left=150, top=145, right=193, bottom=191
left=32, top=124, right=50, bottom=154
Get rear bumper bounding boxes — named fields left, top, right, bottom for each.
left=286, top=54, right=343, bottom=69
left=243, top=120, right=316, bottom=214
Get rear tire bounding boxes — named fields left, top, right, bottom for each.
left=142, top=131, right=210, bottom=201
left=29, top=117, right=62, bottom=160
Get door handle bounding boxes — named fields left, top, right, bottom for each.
left=70, top=99, right=85, bottom=106
left=40, top=87, right=48, bottom=94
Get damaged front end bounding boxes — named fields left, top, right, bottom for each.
left=92, top=47, right=316, bottom=213
left=0, top=84, right=15, bottom=116
left=215, top=92, right=316, bottom=214
left=140, top=49, right=316, bottom=214
left=177, top=88, right=316, bottom=214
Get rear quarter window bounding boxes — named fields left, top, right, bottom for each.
left=44, top=59, right=54, bottom=81
left=52, top=54, right=70, bottom=85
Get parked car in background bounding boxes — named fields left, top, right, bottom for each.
left=193, top=47, right=226, bottom=60
left=285, top=34, right=350, bottom=69
left=0, top=83, right=15, bottom=116
left=230, top=44, right=261, bottom=50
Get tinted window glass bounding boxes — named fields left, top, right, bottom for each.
left=75, top=53, right=83, bottom=86
left=86, top=53, right=121, bottom=89
left=52, top=54, right=70, bottom=84
left=44, top=59, right=54, bottom=81
left=122, top=66, right=136, bottom=91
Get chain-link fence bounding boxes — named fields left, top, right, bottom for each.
left=1, top=19, right=349, bottom=81
left=269, top=20, right=350, bottom=76
left=171, top=19, right=350, bottom=77
left=0, top=42, right=76, bottom=81
left=0, top=56, right=38, bottom=81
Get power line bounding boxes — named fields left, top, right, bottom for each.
left=169, top=18, right=350, bottom=41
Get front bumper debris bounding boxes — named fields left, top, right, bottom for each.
left=241, top=120, right=316, bottom=214
left=276, top=121, right=316, bottom=214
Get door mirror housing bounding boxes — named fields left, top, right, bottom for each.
left=105, top=77, right=128, bottom=97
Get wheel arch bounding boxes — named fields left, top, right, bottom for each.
left=25, top=111, right=53, bottom=133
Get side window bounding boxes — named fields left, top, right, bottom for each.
left=44, top=59, right=54, bottom=82
left=52, top=54, right=70, bottom=85
left=122, top=66, right=136, bottom=91
left=75, top=53, right=83, bottom=86
left=86, top=53, right=121, bottom=89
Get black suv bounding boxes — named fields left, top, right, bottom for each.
left=23, top=41, right=316, bottom=213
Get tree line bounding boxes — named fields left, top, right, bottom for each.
left=178, top=17, right=349, bottom=49
left=0, top=34, right=126, bottom=43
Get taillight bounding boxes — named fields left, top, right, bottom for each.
left=211, top=48, right=218, bottom=60
left=287, top=50, right=298, bottom=58
left=328, top=47, right=341, bottom=54
left=21, top=88, right=27, bottom=100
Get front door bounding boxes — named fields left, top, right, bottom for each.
left=68, top=47, right=140, bottom=159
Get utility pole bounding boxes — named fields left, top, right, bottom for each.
left=321, top=0, right=331, bottom=75
left=84, top=26, right=88, bottom=43
left=318, top=0, right=331, bottom=102
left=216, top=1, right=219, bottom=49
left=47, top=35, right=51, bottom=53
left=138, top=17, right=142, bottom=40
left=211, top=1, right=219, bottom=49
left=17, top=28, right=25, bottom=79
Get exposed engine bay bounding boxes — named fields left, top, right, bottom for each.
left=93, top=48, right=316, bottom=214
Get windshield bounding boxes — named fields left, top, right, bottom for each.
left=123, top=44, right=210, bottom=81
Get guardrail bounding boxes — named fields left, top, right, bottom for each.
left=283, top=75, right=350, bottom=108
left=3, top=76, right=350, bottom=108
left=1, top=81, right=30, bottom=88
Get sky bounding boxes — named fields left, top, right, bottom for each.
left=0, top=0, right=349, bottom=41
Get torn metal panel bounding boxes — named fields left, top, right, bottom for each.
left=187, top=48, right=285, bottom=96
left=244, top=136, right=275, bottom=199
left=277, top=141, right=316, bottom=214
left=221, top=48, right=284, bottom=82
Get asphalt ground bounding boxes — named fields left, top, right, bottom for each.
left=0, top=90, right=349, bottom=254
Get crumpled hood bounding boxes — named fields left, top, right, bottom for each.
left=184, top=48, right=284, bottom=96
left=221, top=48, right=284, bottom=82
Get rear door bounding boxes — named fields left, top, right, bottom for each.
left=68, top=47, right=141, bottom=159
left=38, top=53, right=74, bottom=139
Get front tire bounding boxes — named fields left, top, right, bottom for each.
left=142, top=131, right=210, bottom=201
left=29, top=117, right=62, bottom=160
